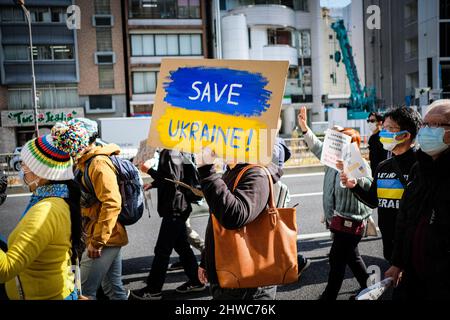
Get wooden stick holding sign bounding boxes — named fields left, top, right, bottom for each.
left=147, top=59, right=289, bottom=165
left=164, top=178, right=204, bottom=197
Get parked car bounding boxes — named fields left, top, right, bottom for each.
left=9, top=147, right=22, bottom=171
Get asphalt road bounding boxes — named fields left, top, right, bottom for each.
left=0, top=172, right=392, bottom=300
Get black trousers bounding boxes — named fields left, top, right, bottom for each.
left=147, top=215, right=201, bottom=291
left=378, top=212, right=397, bottom=262
left=209, top=284, right=277, bottom=300
left=321, top=231, right=369, bottom=300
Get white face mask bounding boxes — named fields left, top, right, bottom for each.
left=368, top=122, right=378, bottom=133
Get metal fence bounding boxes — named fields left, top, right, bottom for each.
left=283, top=138, right=369, bottom=167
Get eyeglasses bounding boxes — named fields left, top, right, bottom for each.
left=421, top=122, right=450, bottom=128
left=383, top=126, right=402, bottom=132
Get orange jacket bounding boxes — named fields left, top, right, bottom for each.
left=77, top=144, right=128, bottom=249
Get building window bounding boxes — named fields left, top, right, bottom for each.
left=441, top=0, right=450, bottom=19
left=97, top=28, right=113, bottom=51
left=8, top=86, right=79, bottom=110
left=51, top=8, right=66, bottom=22
left=441, top=62, right=450, bottom=97
left=268, top=28, right=292, bottom=45
left=32, top=46, right=52, bottom=60
left=94, top=0, right=111, bottom=14
left=4, top=45, right=74, bottom=61
left=0, top=7, right=24, bottom=22
left=440, top=22, right=450, bottom=57
left=98, top=65, right=115, bottom=89
left=52, top=45, right=74, bottom=60
left=132, top=71, right=158, bottom=94
left=31, top=8, right=51, bottom=22
left=129, top=0, right=201, bottom=19
left=298, top=30, right=311, bottom=58
left=131, top=34, right=202, bottom=56
left=4, top=46, right=29, bottom=61
left=87, top=95, right=115, bottom=113
left=179, top=34, right=202, bottom=55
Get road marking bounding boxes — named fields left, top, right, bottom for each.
left=6, top=193, right=31, bottom=198
left=290, top=192, right=323, bottom=198
left=297, top=228, right=381, bottom=241
left=297, top=232, right=331, bottom=240
left=282, top=172, right=325, bottom=179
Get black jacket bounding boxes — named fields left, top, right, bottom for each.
left=368, top=131, right=388, bottom=177
left=351, top=149, right=417, bottom=261
left=391, top=149, right=450, bottom=299
left=198, top=163, right=283, bottom=285
left=147, top=149, right=191, bottom=217
left=0, top=171, right=6, bottom=206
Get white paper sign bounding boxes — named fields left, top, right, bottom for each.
left=344, top=142, right=370, bottom=179
left=320, top=129, right=352, bottom=171
left=356, top=277, right=393, bottom=301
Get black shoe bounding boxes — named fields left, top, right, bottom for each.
left=130, top=287, right=162, bottom=300
left=175, top=281, right=206, bottom=293
left=298, top=257, right=311, bottom=277
left=168, top=261, right=183, bottom=271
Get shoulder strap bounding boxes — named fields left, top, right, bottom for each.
left=232, top=165, right=276, bottom=210
left=391, top=158, right=408, bottom=188
left=82, top=157, right=97, bottom=195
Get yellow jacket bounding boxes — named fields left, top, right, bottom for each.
left=77, top=144, right=128, bottom=249
left=0, top=198, right=74, bottom=300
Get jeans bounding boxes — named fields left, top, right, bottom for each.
left=321, top=231, right=369, bottom=300
left=80, top=246, right=128, bottom=300
left=147, top=215, right=201, bottom=291
left=210, top=284, right=277, bottom=300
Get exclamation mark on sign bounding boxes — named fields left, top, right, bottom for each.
left=246, top=129, right=254, bottom=152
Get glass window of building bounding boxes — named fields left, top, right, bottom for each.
left=268, top=29, right=292, bottom=46
left=31, top=8, right=51, bottom=22
left=132, top=71, right=158, bottom=94
left=32, top=46, right=52, bottom=60
left=441, top=0, right=450, bottom=19
left=51, top=8, right=65, bottom=22
left=89, top=95, right=113, bottom=110
left=440, top=22, right=450, bottom=57
left=98, top=65, right=115, bottom=89
left=4, top=46, right=29, bottom=61
left=130, top=0, right=200, bottom=19
left=52, top=45, right=74, bottom=60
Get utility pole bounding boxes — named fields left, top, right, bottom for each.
left=16, top=0, right=39, bottom=137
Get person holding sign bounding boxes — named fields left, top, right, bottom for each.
left=298, top=107, right=373, bottom=300
left=340, top=107, right=422, bottom=264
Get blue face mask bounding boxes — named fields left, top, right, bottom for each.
left=418, top=127, right=449, bottom=157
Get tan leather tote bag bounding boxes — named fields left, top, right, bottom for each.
left=212, top=165, right=298, bottom=289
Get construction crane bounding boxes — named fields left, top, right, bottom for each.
left=331, top=19, right=377, bottom=119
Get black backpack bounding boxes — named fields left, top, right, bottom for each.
left=76, top=155, right=144, bottom=226
left=180, top=153, right=203, bottom=204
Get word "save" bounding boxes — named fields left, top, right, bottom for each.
left=188, top=82, right=243, bottom=106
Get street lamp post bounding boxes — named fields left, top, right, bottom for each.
left=16, top=0, right=39, bottom=137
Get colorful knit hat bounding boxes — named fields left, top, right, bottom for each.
left=52, top=121, right=90, bottom=158
left=21, top=134, right=74, bottom=181
left=68, top=118, right=98, bottom=139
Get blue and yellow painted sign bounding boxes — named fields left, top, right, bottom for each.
left=148, top=59, right=289, bottom=164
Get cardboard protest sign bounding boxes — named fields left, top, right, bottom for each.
left=148, top=58, right=289, bottom=164
left=344, top=142, right=370, bottom=179
left=133, top=139, right=157, bottom=166
left=320, top=129, right=352, bottom=171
